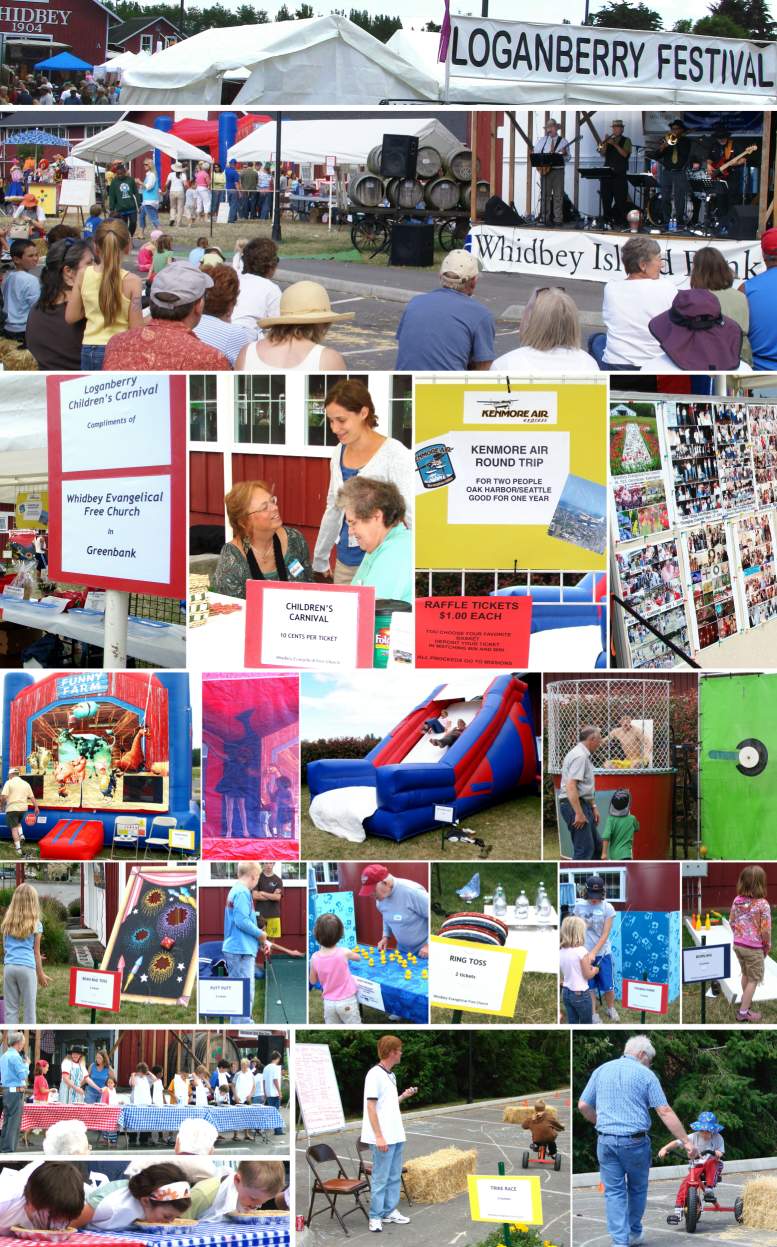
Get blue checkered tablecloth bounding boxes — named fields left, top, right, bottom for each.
left=117, top=1105, right=284, bottom=1134
left=80, top=1215, right=289, bottom=1247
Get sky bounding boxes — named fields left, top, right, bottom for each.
left=191, top=0, right=732, bottom=25
left=300, top=669, right=497, bottom=739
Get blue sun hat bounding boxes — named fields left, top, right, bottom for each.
left=690, top=1111, right=724, bottom=1133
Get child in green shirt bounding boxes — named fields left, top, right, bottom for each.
left=601, top=789, right=639, bottom=860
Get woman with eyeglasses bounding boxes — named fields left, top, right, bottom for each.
left=25, top=238, right=94, bottom=370
left=491, top=286, right=601, bottom=374
left=212, top=479, right=314, bottom=598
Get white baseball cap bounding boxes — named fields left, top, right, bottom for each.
left=440, top=249, right=480, bottom=281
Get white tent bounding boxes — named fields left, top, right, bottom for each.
left=70, top=119, right=213, bottom=165
left=227, top=116, right=464, bottom=166
left=94, top=49, right=144, bottom=75
left=118, top=14, right=441, bottom=104
left=0, top=376, right=48, bottom=500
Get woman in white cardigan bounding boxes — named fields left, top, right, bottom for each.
left=313, top=379, right=414, bottom=584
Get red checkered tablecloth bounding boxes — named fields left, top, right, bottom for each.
left=19, top=1104, right=122, bottom=1132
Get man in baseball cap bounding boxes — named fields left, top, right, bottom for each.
left=741, top=227, right=777, bottom=370
left=103, top=262, right=232, bottom=372
left=395, top=247, right=495, bottom=371
left=1, top=766, right=38, bottom=855
left=359, top=866, right=429, bottom=958
left=574, top=874, right=618, bottom=1023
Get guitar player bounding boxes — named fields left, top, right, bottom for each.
left=533, top=119, right=571, bottom=226
left=706, top=129, right=757, bottom=218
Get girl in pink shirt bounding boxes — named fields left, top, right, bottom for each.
left=310, top=913, right=362, bottom=1024
left=33, top=1059, right=50, bottom=1103
left=729, top=864, right=771, bottom=1024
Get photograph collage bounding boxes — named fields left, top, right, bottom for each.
left=3, top=3, right=777, bottom=1247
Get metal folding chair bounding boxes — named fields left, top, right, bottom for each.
left=305, top=1143, right=370, bottom=1235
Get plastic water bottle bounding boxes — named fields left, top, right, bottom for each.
left=493, top=884, right=507, bottom=917
left=535, top=882, right=547, bottom=910
left=538, top=891, right=552, bottom=921
left=514, top=889, right=529, bottom=922
left=669, top=214, right=677, bottom=233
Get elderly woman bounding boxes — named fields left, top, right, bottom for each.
left=492, top=287, right=600, bottom=374
left=335, top=477, right=412, bottom=603
left=194, top=263, right=253, bottom=366
left=690, top=245, right=751, bottom=365
left=212, top=479, right=313, bottom=598
left=236, top=280, right=350, bottom=372
left=314, top=379, right=414, bottom=584
left=231, top=237, right=281, bottom=338
left=42, top=1120, right=90, bottom=1157
left=601, top=235, right=675, bottom=369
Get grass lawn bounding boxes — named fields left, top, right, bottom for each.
left=306, top=989, right=400, bottom=1026
left=300, top=784, right=541, bottom=862
left=430, top=861, right=557, bottom=1024
left=681, top=909, right=777, bottom=1023
left=16, top=964, right=196, bottom=1023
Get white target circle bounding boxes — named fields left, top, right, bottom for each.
left=739, top=745, right=760, bottom=769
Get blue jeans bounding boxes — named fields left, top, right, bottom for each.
left=81, top=344, right=106, bottom=369
left=597, top=1134, right=651, bottom=1246
left=559, top=797, right=601, bottom=860
left=139, top=202, right=160, bottom=230
left=0, top=1091, right=23, bottom=1153
left=225, top=951, right=256, bottom=1023
left=562, top=986, right=593, bottom=1024
left=227, top=190, right=240, bottom=223
left=369, top=1142, right=404, bottom=1219
left=265, top=1093, right=284, bottom=1134
left=259, top=190, right=272, bottom=219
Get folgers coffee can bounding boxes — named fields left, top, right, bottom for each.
left=416, top=443, right=455, bottom=488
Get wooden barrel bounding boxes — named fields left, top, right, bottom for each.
left=386, top=177, right=425, bottom=209
left=416, top=145, right=443, bottom=179
left=366, top=145, right=383, bottom=175
left=349, top=173, right=385, bottom=208
left=424, top=177, right=461, bottom=210
left=445, top=145, right=479, bottom=182
left=459, top=180, right=490, bottom=214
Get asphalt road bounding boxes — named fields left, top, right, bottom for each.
left=573, top=1170, right=774, bottom=1246
left=296, top=1092, right=571, bottom=1247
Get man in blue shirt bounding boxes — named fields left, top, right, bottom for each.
left=395, top=250, right=495, bottom=371
left=223, top=862, right=270, bottom=1025
left=0, top=1031, right=30, bottom=1153
left=742, top=227, right=777, bottom=370
left=579, top=1035, right=693, bottom=1247
left=225, top=159, right=241, bottom=224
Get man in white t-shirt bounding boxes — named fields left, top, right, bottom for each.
left=262, top=1051, right=284, bottom=1135
left=360, top=1035, right=417, bottom=1232
left=1, top=766, right=39, bottom=854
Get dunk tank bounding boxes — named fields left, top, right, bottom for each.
left=700, top=672, right=777, bottom=860
left=547, top=677, right=675, bottom=859
left=0, top=671, right=198, bottom=857
left=308, top=672, right=538, bottom=843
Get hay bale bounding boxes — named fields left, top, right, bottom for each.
left=743, top=1177, right=777, bottom=1229
left=502, top=1106, right=530, bottom=1125
left=402, top=1148, right=477, bottom=1204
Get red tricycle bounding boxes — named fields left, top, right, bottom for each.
left=522, top=1141, right=561, bottom=1172
left=665, top=1152, right=743, bottom=1233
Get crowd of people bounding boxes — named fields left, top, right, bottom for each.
left=0, top=73, right=120, bottom=105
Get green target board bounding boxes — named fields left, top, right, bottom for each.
left=700, top=673, right=774, bottom=859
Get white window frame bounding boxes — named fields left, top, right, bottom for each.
left=560, top=867, right=628, bottom=905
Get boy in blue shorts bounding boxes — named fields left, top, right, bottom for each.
left=573, top=873, right=617, bottom=1024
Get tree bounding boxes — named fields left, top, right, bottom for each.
left=701, top=0, right=776, bottom=36
left=347, top=8, right=403, bottom=41
left=295, top=2, right=314, bottom=15
left=587, top=1, right=663, bottom=29
left=673, top=17, right=694, bottom=30
left=275, top=3, right=291, bottom=18
left=694, top=13, right=750, bottom=35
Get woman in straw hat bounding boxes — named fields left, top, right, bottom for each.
left=235, top=280, right=350, bottom=372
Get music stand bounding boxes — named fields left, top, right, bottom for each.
left=530, top=153, right=566, bottom=223
left=580, top=167, right=613, bottom=229
left=627, top=172, right=658, bottom=223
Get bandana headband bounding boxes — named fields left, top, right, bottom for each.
left=151, top=1183, right=191, bottom=1201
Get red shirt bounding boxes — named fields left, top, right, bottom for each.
left=103, top=321, right=231, bottom=371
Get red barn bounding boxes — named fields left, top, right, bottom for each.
left=0, top=0, right=118, bottom=73
left=108, top=15, right=181, bottom=55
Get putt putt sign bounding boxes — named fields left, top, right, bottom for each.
left=46, top=374, right=187, bottom=596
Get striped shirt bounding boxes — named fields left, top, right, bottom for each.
left=580, top=1055, right=668, bottom=1135
left=194, top=315, right=253, bottom=366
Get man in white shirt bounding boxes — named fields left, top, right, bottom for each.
left=262, top=1051, right=284, bottom=1135
left=533, top=119, right=570, bottom=227
left=361, top=1035, right=417, bottom=1232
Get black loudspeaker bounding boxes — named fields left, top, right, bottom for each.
left=380, top=133, right=419, bottom=179
left=390, top=222, right=435, bottom=267
left=722, top=204, right=759, bottom=240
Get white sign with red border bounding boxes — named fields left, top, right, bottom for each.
left=622, top=978, right=669, bottom=1014
left=69, top=966, right=122, bottom=1012
left=245, top=581, right=376, bottom=668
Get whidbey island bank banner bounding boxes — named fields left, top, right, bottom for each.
left=468, top=226, right=764, bottom=287
left=448, top=18, right=777, bottom=96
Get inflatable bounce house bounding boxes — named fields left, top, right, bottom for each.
left=0, top=672, right=198, bottom=858
left=493, top=572, right=607, bottom=669
left=152, top=113, right=269, bottom=191
left=202, top=672, right=299, bottom=862
left=700, top=671, right=776, bottom=860
left=308, top=672, right=538, bottom=843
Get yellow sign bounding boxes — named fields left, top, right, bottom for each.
left=28, top=183, right=58, bottom=216
left=415, top=380, right=607, bottom=571
left=15, top=489, right=48, bottom=531
left=429, top=935, right=526, bottom=1017
left=468, top=1174, right=543, bottom=1225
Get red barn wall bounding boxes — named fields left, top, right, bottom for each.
left=200, top=882, right=306, bottom=955
left=190, top=451, right=225, bottom=530
left=318, top=862, right=429, bottom=946
left=0, top=0, right=112, bottom=68
left=619, top=862, right=679, bottom=913
left=119, top=19, right=178, bottom=53
left=685, top=862, right=777, bottom=912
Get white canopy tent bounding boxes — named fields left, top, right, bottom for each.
left=227, top=116, right=464, bottom=166
left=70, top=119, right=213, bottom=165
left=118, top=14, right=442, bottom=104
left=93, top=49, right=144, bottom=75
left=0, top=376, right=47, bottom=501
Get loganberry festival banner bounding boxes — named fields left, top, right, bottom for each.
left=469, top=225, right=762, bottom=287
left=448, top=17, right=777, bottom=96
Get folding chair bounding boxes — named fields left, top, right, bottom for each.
left=305, top=1143, right=370, bottom=1235
left=144, top=816, right=177, bottom=859
left=356, top=1139, right=413, bottom=1205
left=110, top=821, right=140, bottom=859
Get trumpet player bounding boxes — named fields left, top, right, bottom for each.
left=655, top=118, right=692, bottom=228
left=599, top=120, right=631, bottom=228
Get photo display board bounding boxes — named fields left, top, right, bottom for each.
left=686, top=521, right=739, bottom=650
left=614, top=538, right=688, bottom=669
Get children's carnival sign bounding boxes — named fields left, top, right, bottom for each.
left=46, top=374, right=187, bottom=596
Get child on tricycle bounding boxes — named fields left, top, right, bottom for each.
left=659, top=1111, right=741, bottom=1230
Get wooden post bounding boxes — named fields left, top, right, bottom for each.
left=470, top=111, right=479, bottom=225
left=507, top=111, right=515, bottom=208
left=489, top=111, right=497, bottom=203
left=758, top=111, right=772, bottom=234
left=574, top=111, right=581, bottom=210
left=771, top=121, right=777, bottom=230
left=526, top=113, right=534, bottom=216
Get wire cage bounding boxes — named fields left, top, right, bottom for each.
left=546, top=678, right=672, bottom=774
